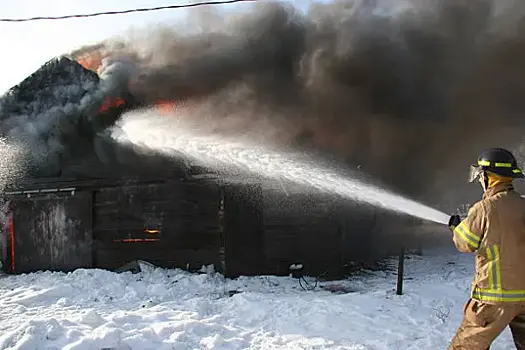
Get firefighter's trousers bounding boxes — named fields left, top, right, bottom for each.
left=448, top=298, right=525, bottom=349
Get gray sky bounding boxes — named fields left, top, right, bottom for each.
left=0, top=0, right=316, bottom=94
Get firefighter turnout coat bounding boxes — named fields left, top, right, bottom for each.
left=453, top=182, right=525, bottom=304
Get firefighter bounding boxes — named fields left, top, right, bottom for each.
left=447, top=148, right=525, bottom=350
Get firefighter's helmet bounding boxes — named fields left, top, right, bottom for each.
left=469, top=148, right=524, bottom=182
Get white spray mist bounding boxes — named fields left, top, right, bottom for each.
left=110, top=109, right=450, bottom=225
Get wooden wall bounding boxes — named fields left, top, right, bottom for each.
left=2, top=176, right=403, bottom=279
left=93, top=179, right=223, bottom=271
left=260, top=182, right=394, bottom=279
left=7, top=191, right=93, bottom=273
left=222, top=183, right=264, bottom=277
left=261, top=187, right=344, bottom=278
left=3, top=177, right=226, bottom=274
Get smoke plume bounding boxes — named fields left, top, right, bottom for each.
left=1, top=0, right=525, bottom=214
left=65, top=0, right=525, bottom=211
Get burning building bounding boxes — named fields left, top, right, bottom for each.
left=9, top=0, right=516, bottom=278
left=0, top=56, right=421, bottom=279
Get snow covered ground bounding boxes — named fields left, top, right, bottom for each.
left=0, top=243, right=516, bottom=350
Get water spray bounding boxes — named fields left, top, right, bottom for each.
left=110, top=110, right=450, bottom=225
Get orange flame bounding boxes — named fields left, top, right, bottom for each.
left=99, top=97, right=126, bottom=113
left=112, top=238, right=160, bottom=243
left=156, top=100, right=176, bottom=115
left=144, top=229, right=161, bottom=234
left=8, top=211, right=15, bottom=273
left=77, top=51, right=104, bottom=73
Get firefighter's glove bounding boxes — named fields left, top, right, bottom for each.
left=448, top=214, right=461, bottom=231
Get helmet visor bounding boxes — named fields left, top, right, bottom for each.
left=469, top=165, right=483, bottom=183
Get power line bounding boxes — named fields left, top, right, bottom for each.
left=0, top=0, right=258, bottom=23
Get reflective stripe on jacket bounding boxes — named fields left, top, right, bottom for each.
left=453, top=183, right=525, bottom=304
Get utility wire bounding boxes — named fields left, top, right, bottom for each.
left=0, top=0, right=258, bottom=23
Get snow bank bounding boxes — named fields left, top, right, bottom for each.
left=0, top=245, right=515, bottom=349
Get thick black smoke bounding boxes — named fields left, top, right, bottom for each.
left=1, top=0, right=525, bottom=209
left=66, top=0, right=525, bottom=212
left=0, top=55, right=138, bottom=177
